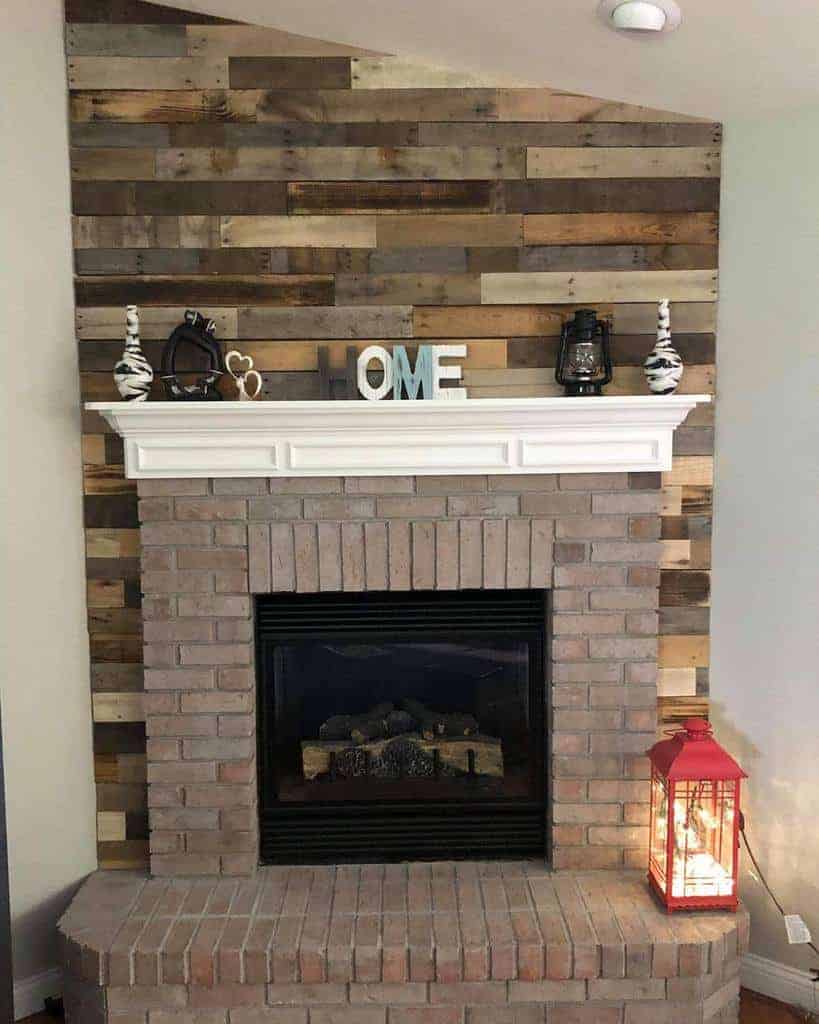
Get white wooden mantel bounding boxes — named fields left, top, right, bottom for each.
left=86, top=396, right=710, bottom=480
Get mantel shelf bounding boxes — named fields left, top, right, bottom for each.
left=86, top=395, right=710, bottom=480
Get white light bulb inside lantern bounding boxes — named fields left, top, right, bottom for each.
left=612, top=1, right=666, bottom=30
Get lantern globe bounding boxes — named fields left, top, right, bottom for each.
left=647, top=719, right=747, bottom=913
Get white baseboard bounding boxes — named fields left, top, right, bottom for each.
left=13, top=966, right=62, bottom=1021
left=742, top=952, right=818, bottom=1013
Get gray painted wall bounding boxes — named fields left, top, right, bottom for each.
left=712, top=110, right=819, bottom=972
left=0, top=0, right=97, bottom=1004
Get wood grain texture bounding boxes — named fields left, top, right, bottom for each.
left=75, top=274, right=333, bottom=307
left=418, top=122, right=722, bottom=147
left=154, top=146, right=526, bottom=181
left=350, top=58, right=488, bottom=90
left=481, top=270, right=718, bottom=304
left=186, top=25, right=380, bottom=58
left=523, top=213, right=718, bottom=245
left=66, top=24, right=188, bottom=57
left=229, top=57, right=352, bottom=90
left=527, top=147, right=720, bottom=179
left=67, top=56, right=228, bottom=89
left=288, top=181, right=498, bottom=214
left=65, top=0, right=721, bottom=871
left=222, top=215, right=376, bottom=248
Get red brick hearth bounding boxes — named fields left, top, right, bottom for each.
left=60, top=864, right=746, bottom=1023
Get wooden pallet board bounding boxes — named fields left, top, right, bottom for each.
left=66, top=0, right=720, bottom=870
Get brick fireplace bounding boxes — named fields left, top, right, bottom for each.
left=137, top=470, right=663, bottom=878
left=60, top=462, right=747, bottom=1023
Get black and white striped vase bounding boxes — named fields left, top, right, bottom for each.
left=644, top=298, right=684, bottom=395
left=114, top=305, right=153, bottom=401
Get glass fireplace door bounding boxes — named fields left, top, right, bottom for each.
left=256, top=590, right=547, bottom=863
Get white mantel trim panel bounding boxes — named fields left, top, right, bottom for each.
left=86, top=396, right=710, bottom=479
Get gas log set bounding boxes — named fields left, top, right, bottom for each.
left=301, top=698, right=504, bottom=782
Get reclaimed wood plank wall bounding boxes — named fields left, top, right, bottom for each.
left=66, top=0, right=719, bottom=869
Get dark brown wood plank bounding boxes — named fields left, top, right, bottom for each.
left=259, top=371, right=322, bottom=400
left=661, top=515, right=713, bottom=541
left=504, top=178, right=720, bottom=214
left=75, top=248, right=283, bottom=276
left=72, top=182, right=137, bottom=215
left=84, top=494, right=139, bottom=529
left=288, top=181, right=497, bottom=214
left=418, top=122, right=722, bottom=147
left=65, top=0, right=235, bottom=24
left=229, top=57, right=352, bottom=90
left=75, top=275, right=333, bottom=307
left=94, top=723, right=146, bottom=755
left=71, top=122, right=172, bottom=147
left=659, top=570, right=711, bottom=607
left=286, top=248, right=370, bottom=273
left=133, top=182, right=288, bottom=215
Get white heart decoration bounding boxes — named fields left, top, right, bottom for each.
left=225, top=349, right=254, bottom=378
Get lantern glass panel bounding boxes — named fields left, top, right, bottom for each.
left=671, top=779, right=737, bottom=900
left=649, top=771, right=669, bottom=890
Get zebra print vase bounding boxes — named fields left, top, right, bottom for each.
left=644, top=298, right=684, bottom=395
left=114, top=305, right=153, bottom=401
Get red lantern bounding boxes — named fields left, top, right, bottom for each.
left=647, top=718, right=747, bottom=912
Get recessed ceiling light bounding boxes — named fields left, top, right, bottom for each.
left=597, top=0, right=682, bottom=34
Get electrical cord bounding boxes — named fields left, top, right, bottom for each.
left=739, top=812, right=819, bottom=983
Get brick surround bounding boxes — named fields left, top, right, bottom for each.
left=137, top=471, right=663, bottom=878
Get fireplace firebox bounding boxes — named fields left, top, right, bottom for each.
left=256, top=589, right=548, bottom=863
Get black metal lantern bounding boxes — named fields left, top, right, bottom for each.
left=555, top=309, right=613, bottom=396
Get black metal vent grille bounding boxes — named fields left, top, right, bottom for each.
left=256, top=589, right=548, bottom=864
left=256, top=588, right=547, bottom=636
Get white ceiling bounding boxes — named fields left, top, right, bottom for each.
left=162, top=0, right=819, bottom=120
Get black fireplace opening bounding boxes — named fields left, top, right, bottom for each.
left=256, top=589, right=548, bottom=863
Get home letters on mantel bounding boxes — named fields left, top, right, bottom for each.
left=357, top=343, right=467, bottom=401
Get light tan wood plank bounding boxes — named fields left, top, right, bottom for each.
left=610, top=301, right=717, bottom=334
left=156, top=146, right=525, bottom=181
left=662, top=456, right=715, bottom=487
left=481, top=270, right=718, bottom=304
left=378, top=215, right=522, bottom=248
left=72, top=215, right=180, bottom=249
left=523, top=213, right=717, bottom=246
left=92, top=692, right=145, bottom=724
left=67, top=57, right=228, bottom=90
left=659, top=635, right=710, bottom=669
left=495, top=89, right=705, bottom=124
left=87, top=580, right=125, bottom=609
left=660, top=540, right=693, bottom=569
left=351, top=58, right=489, bottom=89
left=82, top=436, right=106, bottom=466
left=239, top=306, right=413, bottom=340
left=97, top=811, right=127, bottom=843
left=187, top=25, right=381, bottom=58
left=221, top=215, right=376, bottom=248
left=86, top=529, right=141, bottom=559
left=76, top=307, right=238, bottom=339
left=658, top=668, right=698, bottom=697
left=71, top=148, right=156, bottom=181
left=527, top=147, right=720, bottom=179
